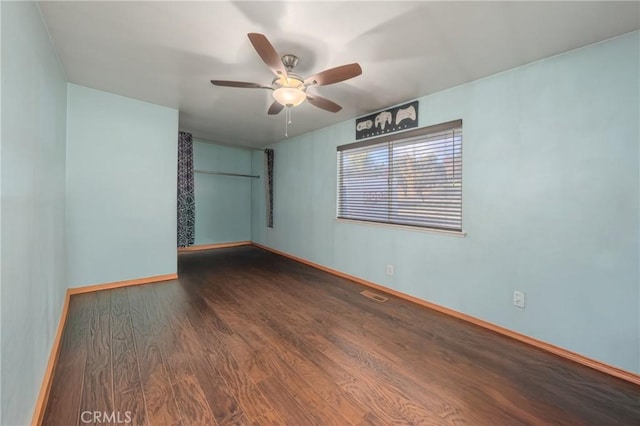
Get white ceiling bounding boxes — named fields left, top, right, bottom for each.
left=39, top=1, right=639, bottom=148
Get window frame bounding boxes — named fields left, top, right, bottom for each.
left=336, top=119, right=463, bottom=234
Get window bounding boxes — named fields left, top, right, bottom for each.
left=337, top=119, right=462, bottom=232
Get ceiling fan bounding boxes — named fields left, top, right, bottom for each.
left=211, top=33, right=362, bottom=115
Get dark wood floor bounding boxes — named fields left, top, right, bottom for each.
left=43, top=246, right=639, bottom=425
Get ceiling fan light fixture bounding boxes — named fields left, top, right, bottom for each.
left=272, top=86, right=306, bottom=108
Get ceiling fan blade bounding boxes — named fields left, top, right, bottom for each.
left=268, top=101, right=285, bottom=115
left=247, top=33, right=288, bottom=78
left=306, top=94, right=342, bottom=113
left=211, top=80, right=271, bottom=89
left=304, top=63, right=362, bottom=86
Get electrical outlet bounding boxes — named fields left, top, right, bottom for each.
left=386, top=264, right=394, bottom=276
left=513, top=291, right=525, bottom=309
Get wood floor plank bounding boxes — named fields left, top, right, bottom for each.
left=111, top=288, right=147, bottom=426
left=253, top=303, right=431, bottom=424
left=210, top=274, right=443, bottom=424
left=184, top=357, right=245, bottom=425
left=206, top=279, right=368, bottom=423
left=127, top=285, right=182, bottom=426
left=43, top=246, right=640, bottom=425
left=170, top=375, right=218, bottom=426
left=261, top=271, right=568, bottom=424
left=79, top=291, right=114, bottom=426
left=180, top=285, right=276, bottom=424
left=255, top=376, right=319, bottom=425
left=42, top=293, right=95, bottom=426
left=150, top=283, right=219, bottom=426
left=213, top=299, right=358, bottom=424
left=250, top=411, right=287, bottom=426
left=214, top=269, right=455, bottom=420
left=154, top=281, right=247, bottom=425
left=174, top=320, right=244, bottom=426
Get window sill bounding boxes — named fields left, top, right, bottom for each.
left=335, top=218, right=467, bottom=237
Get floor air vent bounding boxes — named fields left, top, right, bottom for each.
left=360, top=290, right=388, bottom=303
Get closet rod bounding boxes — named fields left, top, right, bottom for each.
left=194, top=169, right=260, bottom=179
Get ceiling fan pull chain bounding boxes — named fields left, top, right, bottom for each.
left=284, top=107, right=294, bottom=138
left=285, top=107, right=289, bottom=137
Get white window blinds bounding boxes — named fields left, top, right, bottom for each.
left=337, top=119, right=462, bottom=231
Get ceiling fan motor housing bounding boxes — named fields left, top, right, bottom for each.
left=281, top=54, right=299, bottom=71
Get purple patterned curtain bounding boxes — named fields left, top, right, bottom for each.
left=264, top=149, right=274, bottom=228
left=177, top=132, right=195, bottom=247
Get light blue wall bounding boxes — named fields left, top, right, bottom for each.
left=0, top=2, right=3, bottom=419
left=66, top=84, right=178, bottom=287
left=252, top=32, right=640, bottom=373
left=193, top=140, right=252, bottom=244
left=1, top=2, right=68, bottom=424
